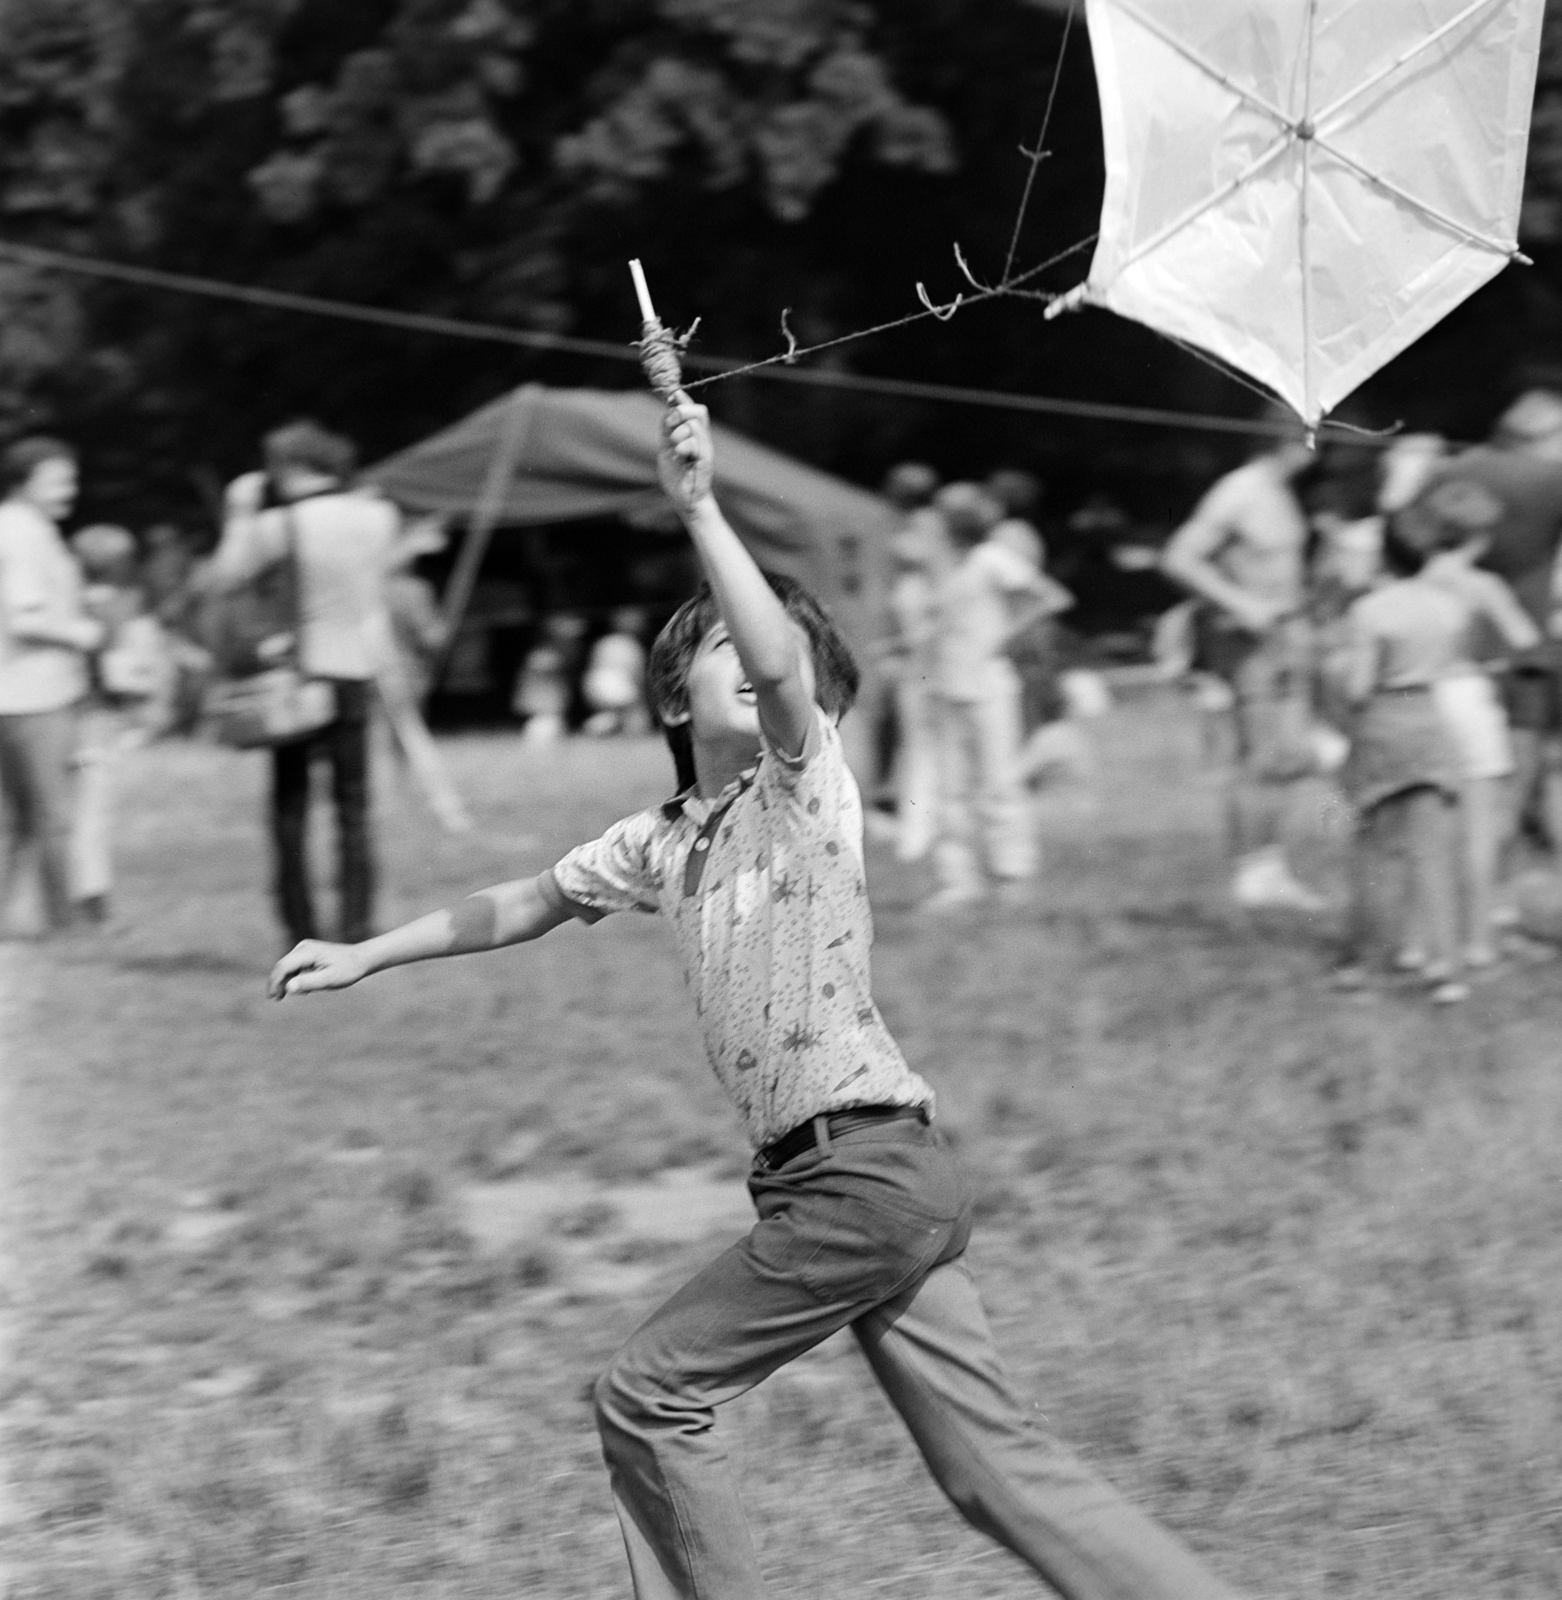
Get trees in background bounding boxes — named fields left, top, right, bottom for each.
left=0, top=0, right=1559, bottom=528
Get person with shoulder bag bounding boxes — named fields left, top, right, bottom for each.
left=67, top=522, right=174, bottom=925
left=206, top=420, right=398, bottom=946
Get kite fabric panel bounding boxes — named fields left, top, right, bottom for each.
left=1077, top=0, right=1546, bottom=424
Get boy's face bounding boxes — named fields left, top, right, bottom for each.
left=20, top=456, right=78, bottom=522
left=675, top=618, right=817, bottom=746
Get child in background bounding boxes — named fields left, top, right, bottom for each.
left=878, top=506, right=948, bottom=862
left=582, top=606, right=650, bottom=736
left=269, top=393, right=1249, bottom=1600
left=925, top=483, right=1060, bottom=910
left=68, top=524, right=170, bottom=923
left=383, top=516, right=451, bottom=709
left=1413, top=482, right=1539, bottom=966
left=1332, top=486, right=1532, bottom=1001
left=512, top=610, right=586, bottom=744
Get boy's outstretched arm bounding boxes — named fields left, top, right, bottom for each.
left=268, top=875, right=572, bottom=998
left=659, top=393, right=815, bottom=757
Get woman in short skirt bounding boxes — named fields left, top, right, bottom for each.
left=1334, top=519, right=1470, bottom=1002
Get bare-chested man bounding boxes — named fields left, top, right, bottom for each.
left=1163, top=434, right=1327, bottom=911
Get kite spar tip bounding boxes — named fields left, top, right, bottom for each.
left=628, top=258, right=684, bottom=401
left=1043, top=283, right=1089, bottom=321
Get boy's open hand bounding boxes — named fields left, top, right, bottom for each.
left=268, top=940, right=370, bottom=1000
left=657, top=393, right=714, bottom=517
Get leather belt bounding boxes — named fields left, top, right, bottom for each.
left=755, top=1103, right=929, bottom=1172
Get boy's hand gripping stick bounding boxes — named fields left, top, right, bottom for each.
left=629, top=259, right=685, bottom=402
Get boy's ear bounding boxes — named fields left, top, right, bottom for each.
left=658, top=701, right=691, bottom=728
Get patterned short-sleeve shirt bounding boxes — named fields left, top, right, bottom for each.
left=542, top=710, right=934, bottom=1149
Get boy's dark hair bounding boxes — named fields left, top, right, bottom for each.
left=263, top=419, right=356, bottom=483
left=1, top=435, right=76, bottom=495
left=1380, top=519, right=1430, bottom=577
left=647, top=573, right=860, bottom=793
left=882, top=461, right=939, bottom=512
left=1388, top=478, right=1504, bottom=575
left=935, top=482, right=1002, bottom=550
left=986, top=468, right=1041, bottom=519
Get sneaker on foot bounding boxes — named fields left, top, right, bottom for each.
left=920, top=885, right=985, bottom=915
left=1233, top=854, right=1327, bottom=913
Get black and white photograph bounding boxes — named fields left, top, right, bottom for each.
left=1, top=4, right=1560, bottom=1597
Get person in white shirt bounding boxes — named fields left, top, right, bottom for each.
left=0, top=437, right=101, bottom=934
left=210, top=420, right=398, bottom=946
left=1162, top=436, right=1326, bottom=912
left=583, top=606, right=651, bottom=736
left=925, top=483, right=1060, bottom=910
left=877, top=468, right=950, bottom=863
left=67, top=523, right=172, bottom=925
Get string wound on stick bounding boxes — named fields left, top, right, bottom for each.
left=628, top=257, right=684, bottom=400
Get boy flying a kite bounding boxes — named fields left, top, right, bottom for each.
left=270, top=394, right=1244, bottom=1600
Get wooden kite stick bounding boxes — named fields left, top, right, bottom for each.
left=628, top=259, right=684, bottom=400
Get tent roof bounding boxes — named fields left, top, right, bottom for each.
left=365, top=384, right=895, bottom=588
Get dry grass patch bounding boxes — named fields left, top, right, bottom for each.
left=2, top=708, right=1559, bottom=1597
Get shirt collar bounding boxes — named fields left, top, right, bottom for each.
left=660, top=763, right=758, bottom=824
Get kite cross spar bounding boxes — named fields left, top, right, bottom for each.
left=1041, top=0, right=1547, bottom=434
left=649, top=0, right=1545, bottom=443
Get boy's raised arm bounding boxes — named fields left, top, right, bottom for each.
left=658, top=393, right=815, bottom=757
left=268, top=874, right=572, bottom=998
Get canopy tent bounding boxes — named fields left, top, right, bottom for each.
left=365, top=383, right=896, bottom=669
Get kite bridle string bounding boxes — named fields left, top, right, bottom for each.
left=1001, top=0, right=1078, bottom=285
left=680, top=232, right=1098, bottom=393
left=683, top=2, right=1096, bottom=395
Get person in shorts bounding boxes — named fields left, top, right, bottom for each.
left=1419, top=391, right=1562, bottom=854
left=1410, top=484, right=1540, bottom=965
left=1163, top=433, right=1326, bottom=911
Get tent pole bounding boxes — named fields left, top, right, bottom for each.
left=430, top=382, right=540, bottom=692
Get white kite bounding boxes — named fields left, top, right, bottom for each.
left=1049, top=0, right=1547, bottom=428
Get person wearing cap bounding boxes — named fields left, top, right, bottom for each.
left=1162, top=430, right=1326, bottom=913
left=67, top=523, right=171, bottom=924
left=0, top=437, right=105, bottom=935
left=1415, top=389, right=1562, bottom=859
left=209, top=420, right=399, bottom=947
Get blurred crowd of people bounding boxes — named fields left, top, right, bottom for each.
left=870, top=462, right=1104, bottom=912
left=0, top=436, right=180, bottom=936
left=0, top=416, right=663, bottom=949
left=10, top=390, right=1562, bottom=984
left=1157, top=390, right=1562, bottom=1003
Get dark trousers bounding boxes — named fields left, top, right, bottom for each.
left=269, top=679, right=373, bottom=945
left=0, top=706, right=77, bottom=930
left=594, top=1116, right=1244, bottom=1600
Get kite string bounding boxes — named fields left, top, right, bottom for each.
left=681, top=233, right=1097, bottom=394
left=1002, top=0, right=1077, bottom=283
left=684, top=1, right=1091, bottom=394
left=1150, top=325, right=1403, bottom=440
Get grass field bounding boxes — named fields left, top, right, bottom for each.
left=2, top=698, right=1560, bottom=1599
